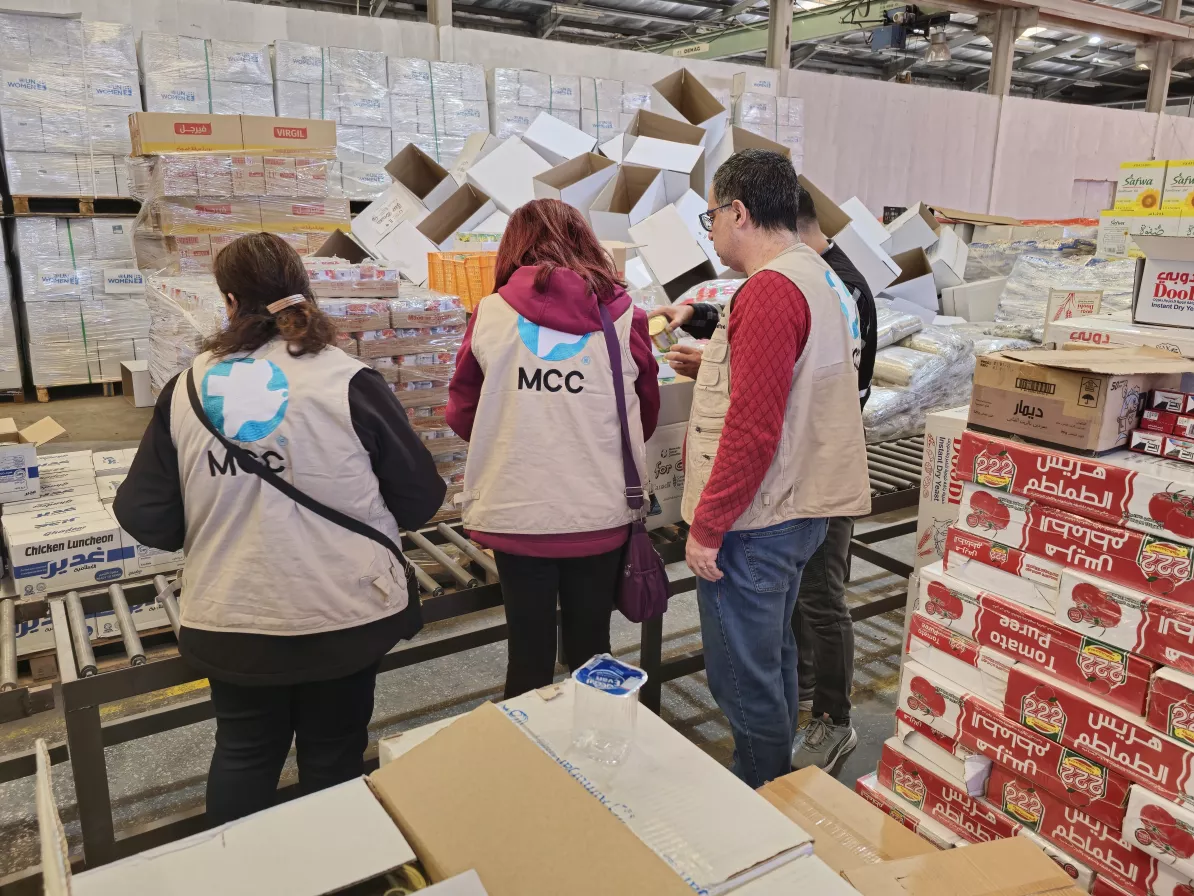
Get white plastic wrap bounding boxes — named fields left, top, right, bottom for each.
left=0, top=13, right=140, bottom=196
left=964, top=226, right=1098, bottom=282
left=733, top=94, right=804, bottom=167
left=144, top=274, right=222, bottom=392
left=389, top=58, right=488, bottom=167
left=993, top=253, right=1137, bottom=342
left=676, top=278, right=742, bottom=307
left=865, top=326, right=977, bottom=443
left=489, top=68, right=581, bottom=139
left=139, top=33, right=274, bottom=116
left=897, top=325, right=974, bottom=364
left=0, top=229, right=22, bottom=391
left=874, top=298, right=925, bottom=349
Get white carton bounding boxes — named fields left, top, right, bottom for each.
left=1045, top=309, right=1194, bottom=357
left=881, top=249, right=938, bottom=312
left=800, top=177, right=900, bottom=295
left=532, top=153, right=617, bottom=220
left=589, top=164, right=666, bottom=243
left=644, top=421, right=686, bottom=532
left=37, top=450, right=93, bottom=476
left=117, top=526, right=184, bottom=577
left=914, top=406, right=969, bottom=570
left=927, top=225, right=968, bottom=291
left=1130, top=234, right=1194, bottom=328
left=672, top=188, right=729, bottom=275
left=3, top=509, right=111, bottom=535
left=6, top=481, right=100, bottom=512
left=38, top=471, right=97, bottom=491
left=6, top=510, right=125, bottom=597
left=521, top=112, right=596, bottom=166
left=884, top=203, right=940, bottom=256
left=96, top=475, right=125, bottom=502
left=0, top=443, right=38, bottom=503
left=350, top=183, right=430, bottom=259
left=464, top=136, right=551, bottom=215
left=92, top=451, right=130, bottom=477
left=4, top=498, right=105, bottom=526
left=629, top=204, right=715, bottom=290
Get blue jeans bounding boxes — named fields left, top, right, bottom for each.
left=697, top=517, right=828, bottom=788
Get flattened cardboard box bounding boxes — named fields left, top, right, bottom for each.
left=969, top=346, right=1192, bottom=454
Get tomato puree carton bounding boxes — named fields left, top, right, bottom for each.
left=1019, top=827, right=1097, bottom=893
left=1124, top=783, right=1194, bottom=883
left=855, top=771, right=966, bottom=849
left=920, top=562, right=1157, bottom=715
left=1092, top=875, right=1134, bottom=896
left=1057, top=568, right=1194, bottom=677
left=957, top=429, right=1194, bottom=551
left=944, top=525, right=1063, bottom=614
left=986, top=762, right=1157, bottom=894
left=905, top=611, right=1012, bottom=704
left=1005, top=663, right=1194, bottom=810
left=1149, top=667, right=1194, bottom=748
left=955, top=481, right=1194, bottom=603
left=877, top=737, right=1021, bottom=844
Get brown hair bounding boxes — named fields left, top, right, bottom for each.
left=205, top=232, right=337, bottom=358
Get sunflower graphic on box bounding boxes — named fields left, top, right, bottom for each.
left=1137, top=188, right=1162, bottom=211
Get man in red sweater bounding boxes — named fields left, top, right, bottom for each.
left=657, top=151, right=871, bottom=787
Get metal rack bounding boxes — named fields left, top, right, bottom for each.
left=0, top=438, right=922, bottom=880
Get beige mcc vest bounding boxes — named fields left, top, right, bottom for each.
left=459, top=293, right=647, bottom=534
left=681, top=243, right=871, bottom=529
left=172, top=339, right=408, bottom=636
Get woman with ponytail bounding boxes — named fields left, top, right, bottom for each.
left=115, top=232, right=445, bottom=823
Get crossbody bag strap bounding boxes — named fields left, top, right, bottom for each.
left=597, top=303, right=644, bottom=513
left=186, top=368, right=412, bottom=572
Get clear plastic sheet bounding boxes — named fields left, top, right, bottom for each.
left=897, top=325, right=974, bottom=364
left=874, top=298, right=925, bottom=349
left=864, top=327, right=977, bottom=443
left=0, top=13, right=140, bottom=196
left=139, top=33, right=274, bottom=116
left=0, top=229, right=21, bottom=391
left=675, top=278, right=743, bottom=307
left=489, top=68, right=582, bottom=139
left=964, top=225, right=1098, bottom=282
left=872, top=346, right=948, bottom=389
left=993, top=253, right=1137, bottom=342
left=389, top=58, right=489, bottom=167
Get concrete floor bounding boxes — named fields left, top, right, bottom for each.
left=0, top=394, right=911, bottom=880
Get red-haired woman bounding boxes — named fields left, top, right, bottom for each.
left=447, top=198, right=659, bottom=698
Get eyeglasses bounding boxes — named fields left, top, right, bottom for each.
left=699, top=202, right=734, bottom=233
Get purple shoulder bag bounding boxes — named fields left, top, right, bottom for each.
left=598, top=303, right=669, bottom=623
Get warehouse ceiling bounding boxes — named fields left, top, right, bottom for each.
left=247, top=0, right=1194, bottom=107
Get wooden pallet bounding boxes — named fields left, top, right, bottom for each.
left=11, top=195, right=141, bottom=217
left=0, top=389, right=25, bottom=403
left=35, top=381, right=121, bottom=403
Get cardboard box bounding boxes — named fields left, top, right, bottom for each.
left=880, top=249, right=937, bottom=312
left=918, top=561, right=1156, bottom=715
left=522, top=111, right=596, bottom=166
left=532, top=152, right=617, bottom=219
left=449, top=131, right=502, bottom=185
left=1115, top=161, right=1167, bottom=212
left=1132, top=234, right=1194, bottom=329
left=118, top=525, right=184, bottom=578
left=1019, top=830, right=1096, bottom=894
left=1149, top=666, right=1194, bottom=747
left=944, top=527, right=1062, bottom=615
left=589, top=164, right=666, bottom=243
left=649, top=69, right=728, bottom=148
left=121, top=360, right=153, bottom=408
left=1098, top=209, right=1135, bottom=259
left=927, top=225, right=969, bottom=291
left=904, top=612, right=1012, bottom=706
left=914, top=405, right=969, bottom=570
left=629, top=204, right=716, bottom=296
left=968, top=348, right=1190, bottom=454
left=238, top=115, right=336, bottom=155
left=1045, top=310, right=1194, bottom=357
left=616, top=111, right=706, bottom=203
left=957, top=428, right=1194, bottom=550
left=386, top=144, right=456, bottom=213
left=854, top=771, right=966, bottom=850
left=351, top=185, right=431, bottom=257
left=465, top=136, right=551, bottom=215
left=896, top=656, right=998, bottom=747
left=1129, top=428, right=1194, bottom=462
left=759, top=767, right=937, bottom=875
left=1006, top=662, right=1194, bottom=809
left=842, top=197, right=893, bottom=249
left=259, top=200, right=351, bottom=235
left=1046, top=288, right=1103, bottom=325
left=896, top=720, right=989, bottom=794
left=160, top=200, right=262, bottom=235
left=644, top=421, right=686, bottom=532
left=6, top=511, right=125, bottom=597
left=798, top=176, right=900, bottom=295
left=1164, top=160, right=1194, bottom=213
left=128, top=112, right=243, bottom=155
left=731, top=854, right=860, bottom=895
left=843, top=836, right=1088, bottom=896
left=373, top=683, right=812, bottom=894
left=1140, top=408, right=1182, bottom=433
left=884, top=203, right=941, bottom=256
left=704, top=126, right=790, bottom=190
left=1122, top=783, right=1194, bottom=886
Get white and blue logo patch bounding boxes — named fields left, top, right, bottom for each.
left=825, top=269, right=860, bottom=341
left=201, top=358, right=289, bottom=442
left=517, top=315, right=592, bottom=361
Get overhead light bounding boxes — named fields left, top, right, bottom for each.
left=1075, top=80, right=1102, bottom=87
left=1137, top=62, right=1150, bottom=70
left=1089, top=35, right=1102, bottom=45
left=924, top=30, right=951, bottom=64
left=550, top=4, right=603, bottom=18
left=1019, top=26, right=1047, bottom=38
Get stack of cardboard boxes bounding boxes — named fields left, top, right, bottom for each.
left=1097, top=160, right=1194, bottom=259
left=0, top=230, right=22, bottom=392
left=139, top=33, right=274, bottom=117
left=730, top=71, right=805, bottom=170
left=389, top=58, right=491, bottom=170
left=0, top=13, right=140, bottom=197
left=881, top=345, right=1194, bottom=895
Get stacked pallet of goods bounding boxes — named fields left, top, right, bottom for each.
left=865, top=365, right=1194, bottom=894
left=389, top=58, right=490, bottom=170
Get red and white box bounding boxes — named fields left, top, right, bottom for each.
left=920, top=562, right=1157, bottom=715
left=1151, top=390, right=1194, bottom=415
left=1019, top=828, right=1096, bottom=893
left=905, top=611, right=1012, bottom=704
left=956, top=429, right=1194, bottom=550
left=897, top=657, right=979, bottom=746
left=1149, top=667, right=1194, bottom=748
left=1004, top=663, right=1194, bottom=809
left=915, top=406, right=970, bottom=571
left=877, top=736, right=1020, bottom=844
left=855, top=771, right=966, bottom=850
left=895, top=719, right=992, bottom=796
left=1124, top=783, right=1194, bottom=883
left=1142, top=409, right=1181, bottom=434
left=944, top=526, right=1063, bottom=615
left=1092, top=877, right=1134, bottom=896
left=1131, top=430, right=1194, bottom=466
left=1057, top=568, right=1194, bottom=677
left=955, top=482, right=1194, bottom=603
left=986, top=762, right=1154, bottom=895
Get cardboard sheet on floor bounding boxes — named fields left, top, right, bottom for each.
left=373, top=682, right=812, bottom=895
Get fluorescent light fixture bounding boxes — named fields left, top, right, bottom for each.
left=1089, top=35, right=1102, bottom=44
left=1019, top=26, right=1047, bottom=38
left=551, top=4, right=604, bottom=19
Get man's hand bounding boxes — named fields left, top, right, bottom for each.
left=647, top=303, right=694, bottom=332
left=687, top=538, right=723, bottom=582
left=665, top=344, right=703, bottom=379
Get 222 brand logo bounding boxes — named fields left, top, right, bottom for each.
left=201, top=358, right=289, bottom=441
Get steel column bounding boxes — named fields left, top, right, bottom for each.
left=987, top=8, right=1017, bottom=96
left=0, top=599, right=16, bottom=691
left=766, top=0, right=793, bottom=94
left=1147, top=0, right=1183, bottom=112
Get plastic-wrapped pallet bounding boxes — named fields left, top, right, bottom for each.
left=0, top=14, right=141, bottom=197
left=0, top=234, right=21, bottom=391
left=579, top=77, right=650, bottom=143
left=13, top=216, right=147, bottom=386
left=488, top=67, right=582, bottom=140
left=389, top=58, right=488, bottom=168
left=272, top=40, right=391, bottom=197
left=139, top=33, right=274, bottom=116
left=993, top=253, right=1136, bottom=342
left=732, top=94, right=804, bottom=169
left=864, top=326, right=977, bottom=442
left=963, top=224, right=1097, bottom=282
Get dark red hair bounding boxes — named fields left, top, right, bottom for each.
left=494, top=198, right=624, bottom=300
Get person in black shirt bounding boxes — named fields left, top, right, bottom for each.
left=661, top=187, right=877, bottom=776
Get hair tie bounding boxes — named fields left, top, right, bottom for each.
left=267, top=294, right=306, bottom=314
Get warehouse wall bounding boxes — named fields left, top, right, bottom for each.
left=8, top=0, right=1194, bottom=221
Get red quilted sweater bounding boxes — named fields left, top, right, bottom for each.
left=688, top=270, right=811, bottom=549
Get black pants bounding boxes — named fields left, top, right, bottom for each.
left=792, top=516, right=855, bottom=724
left=205, top=662, right=379, bottom=824
left=493, top=548, right=622, bottom=699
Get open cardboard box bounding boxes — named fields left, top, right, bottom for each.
left=881, top=248, right=938, bottom=311
left=798, top=176, right=900, bottom=295
left=706, top=127, right=790, bottom=193
left=630, top=203, right=717, bottom=298
left=650, top=68, right=728, bottom=148
left=884, top=202, right=941, bottom=256
left=391, top=183, right=496, bottom=286
left=533, top=152, right=617, bottom=220
left=386, top=143, right=457, bottom=213
left=522, top=111, right=597, bottom=166
left=465, top=136, right=552, bottom=214
left=449, top=131, right=502, bottom=185
left=0, top=415, right=63, bottom=503
left=350, top=183, right=431, bottom=258
left=605, top=110, right=706, bottom=203
left=373, top=680, right=813, bottom=896
left=590, top=163, right=667, bottom=242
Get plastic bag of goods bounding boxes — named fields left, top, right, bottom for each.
left=896, top=325, right=974, bottom=364
left=874, top=298, right=924, bottom=349
left=993, top=254, right=1136, bottom=342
